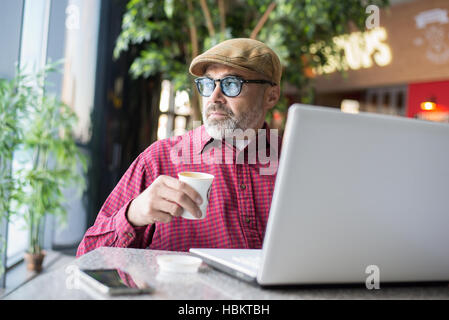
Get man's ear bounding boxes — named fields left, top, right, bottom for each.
left=264, top=85, right=280, bottom=111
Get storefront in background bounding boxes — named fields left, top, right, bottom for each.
left=312, top=0, right=449, bottom=123
left=408, top=80, right=449, bottom=122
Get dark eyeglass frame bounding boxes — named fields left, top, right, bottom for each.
left=194, top=76, right=276, bottom=97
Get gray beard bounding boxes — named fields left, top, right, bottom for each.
left=202, top=103, right=262, bottom=140
left=204, top=117, right=238, bottom=140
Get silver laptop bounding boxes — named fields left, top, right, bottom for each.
left=190, top=104, right=449, bottom=286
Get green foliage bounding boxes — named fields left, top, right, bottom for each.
left=114, top=0, right=390, bottom=119
left=0, top=236, right=4, bottom=275
left=0, top=65, right=30, bottom=275
left=0, top=61, right=88, bottom=256
left=0, top=67, right=28, bottom=221
left=114, top=0, right=201, bottom=93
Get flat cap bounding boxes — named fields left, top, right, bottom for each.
left=189, top=38, right=282, bottom=85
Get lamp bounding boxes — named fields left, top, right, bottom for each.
left=420, top=96, right=437, bottom=111
left=341, top=99, right=360, bottom=114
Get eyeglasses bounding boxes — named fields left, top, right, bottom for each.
left=194, top=76, right=276, bottom=98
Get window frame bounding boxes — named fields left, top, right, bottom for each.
left=157, top=80, right=191, bottom=140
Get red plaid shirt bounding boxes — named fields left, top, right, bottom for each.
left=77, top=124, right=281, bottom=256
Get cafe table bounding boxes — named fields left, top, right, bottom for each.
left=3, top=247, right=449, bottom=300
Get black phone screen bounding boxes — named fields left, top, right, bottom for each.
left=81, top=269, right=138, bottom=289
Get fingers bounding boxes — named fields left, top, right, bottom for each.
left=160, top=175, right=203, bottom=205
left=130, top=175, right=203, bottom=226
left=157, top=187, right=202, bottom=218
left=153, top=197, right=183, bottom=217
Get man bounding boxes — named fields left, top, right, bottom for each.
left=77, top=38, right=282, bottom=256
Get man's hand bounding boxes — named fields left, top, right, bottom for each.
left=126, top=175, right=203, bottom=227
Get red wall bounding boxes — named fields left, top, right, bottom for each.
left=407, top=80, right=449, bottom=118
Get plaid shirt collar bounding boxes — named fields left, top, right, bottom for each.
left=194, top=122, right=276, bottom=155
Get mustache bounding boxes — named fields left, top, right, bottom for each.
left=205, top=103, right=234, bottom=118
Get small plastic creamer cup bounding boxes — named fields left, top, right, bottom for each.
left=177, top=171, right=214, bottom=220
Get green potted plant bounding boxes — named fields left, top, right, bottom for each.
left=9, top=62, right=88, bottom=272
left=0, top=67, right=29, bottom=275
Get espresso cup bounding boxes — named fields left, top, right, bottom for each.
left=177, top=171, right=214, bottom=220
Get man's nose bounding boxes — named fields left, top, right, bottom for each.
left=208, top=81, right=226, bottom=103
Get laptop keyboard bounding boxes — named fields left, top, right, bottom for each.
left=231, top=256, right=260, bottom=270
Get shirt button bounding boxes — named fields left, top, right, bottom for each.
left=245, top=218, right=251, bottom=224
left=127, top=232, right=133, bottom=237
left=240, top=184, right=246, bottom=190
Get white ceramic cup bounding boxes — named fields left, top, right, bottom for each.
left=177, top=171, right=214, bottom=220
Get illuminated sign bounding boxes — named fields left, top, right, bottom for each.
left=341, top=99, right=360, bottom=114
left=420, top=101, right=436, bottom=111
left=312, top=27, right=392, bottom=75
left=413, top=8, right=449, bottom=65
left=415, top=8, right=448, bottom=29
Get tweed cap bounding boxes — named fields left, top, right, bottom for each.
left=189, top=38, right=282, bottom=85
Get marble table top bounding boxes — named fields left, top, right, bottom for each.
left=3, top=247, right=449, bottom=300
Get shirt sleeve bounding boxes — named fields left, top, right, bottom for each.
left=76, top=150, right=157, bottom=257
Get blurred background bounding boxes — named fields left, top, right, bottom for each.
left=1, top=0, right=448, bottom=292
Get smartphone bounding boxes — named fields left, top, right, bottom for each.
left=77, top=268, right=154, bottom=296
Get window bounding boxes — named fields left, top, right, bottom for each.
left=5, top=0, right=52, bottom=268
left=157, top=80, right=192, bottom=140
left=363, top=86, right=407, bottom=116
left=2, top=0, right=100, bottom=273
